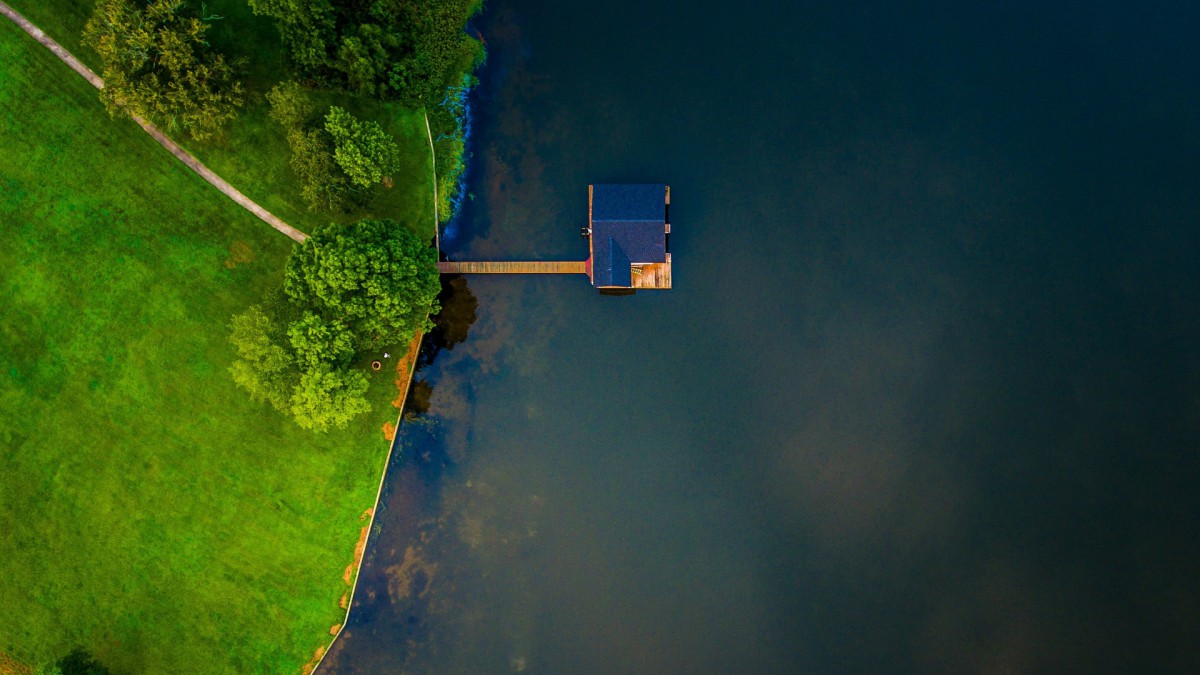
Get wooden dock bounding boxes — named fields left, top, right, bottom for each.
left=630, top=255, right=672, bottom=289
left=438, top=261, right=587, bottom=274
left=436, top=184, right=670, bottom=292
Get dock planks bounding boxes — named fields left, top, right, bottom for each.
left=438, top=261, right=588, bottom=274
left=630, top=255, right=672, bottom=289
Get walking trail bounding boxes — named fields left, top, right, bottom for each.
left=0, top=1, right=309, bottom=244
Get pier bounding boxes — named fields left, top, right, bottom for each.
left=439, top=184, right=672, bottom=293
left=437, top=261, right=587, bottom=274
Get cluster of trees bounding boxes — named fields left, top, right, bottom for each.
left=247, top=0, right=484, bottom=105
left=80, top=0, right=479, bottom=217
left=265, top=82, right=346, bottom=211
left=83, top=0, right=244, bottom=141
left=267, top=82, right=401, bottom=211
left=228, top=219, right=440, bottom=431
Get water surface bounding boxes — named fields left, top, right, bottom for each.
left=326, top=1, right=1200, bottom=672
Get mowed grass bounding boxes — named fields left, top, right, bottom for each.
left=0, top=17, right=405, bottom=672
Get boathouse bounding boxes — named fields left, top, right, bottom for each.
left=586, top=184, right=671, bottom=291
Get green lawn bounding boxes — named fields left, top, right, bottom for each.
left=0, top=15, right=409, bottom=672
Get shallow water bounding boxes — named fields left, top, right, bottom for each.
left=325, top=1, right=1200, bottom=672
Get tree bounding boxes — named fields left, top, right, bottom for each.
left=246, top=0, right=336, bottom=73
left=284, top=218, right=441, bottom=350
left=265, top=83, right=352, bottom=212
left=228, top=219, right=438, bottom=431
left=83, top=0, right=244, bottom=141
left=228, top=304, right=295, bottom=411
left=288, top=127, right=351, bottom=212
left=287, top=312, right=355, bottom=368
left=290, top=366, right=370, bottom=432
left=266, top=81, right=314, bottom=129
left=248, top=0, right=483, bottom=104
left=324, top=107, right=400, bottom=188
left=335, top=23, right=390, bottom=97
left=395, top=0, right=484, bottom=105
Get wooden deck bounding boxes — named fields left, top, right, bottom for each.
left=438, top=261, right=588, bottom=274
left=630, top=254, right=672, bottom=289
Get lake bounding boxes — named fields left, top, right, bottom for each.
left=324, top=1, right=1200, bottom=672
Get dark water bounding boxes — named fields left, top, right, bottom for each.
left=325, top=1, right=1200, bottom=672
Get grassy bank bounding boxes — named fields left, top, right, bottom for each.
left=0, top=16, right=407, bottom=672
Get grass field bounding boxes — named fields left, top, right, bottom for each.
left=0, top=12, right=418, bottom=672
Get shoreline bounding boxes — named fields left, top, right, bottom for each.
left=310, top=15, right=487, bottom=668
left=305, top=330, right=427, bottom=675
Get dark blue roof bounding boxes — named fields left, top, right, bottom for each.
left=594, top=237, right=632, bottom=287
left=590, top=184, right=667, bottom=287
left=592, top=184, right=667, bottom=222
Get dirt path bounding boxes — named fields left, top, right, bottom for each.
left=0, top=1, right=309, bottom=244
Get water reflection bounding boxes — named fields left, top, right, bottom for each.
left=402, top=379, right=432, bottom=418
left=404, top=275, right=479, bottom=420
left=431, top=276, right=479, bottom=351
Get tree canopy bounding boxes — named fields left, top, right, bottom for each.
left=285, top=218, right=440, bottom=348
left=245, top=0, right=336, bottom=74
left=229, top=219, right=440, bottom=431
left=248, top=0, right=483, bottom=105
left=228, top=303, right=295, bottom=410
left=266, top=82, right=354, bottom=212
left=290, top=366, right=371, bottom=431
left=83, top=0, right=244, bottom=141
left=265, top=80, right=313, bottom=130
left=288, top=312, right=356, bottom=369
left=325, top=106, right=400, bottom=188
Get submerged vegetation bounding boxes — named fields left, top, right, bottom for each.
left=0, top=0, right=481, bottom=669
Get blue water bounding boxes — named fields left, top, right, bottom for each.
left=326, top=2, right=1200, bottom=672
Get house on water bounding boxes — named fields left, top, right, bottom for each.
left=437, top=183, right=671, bottom=294
left=585, top=184, right=671, bottom=292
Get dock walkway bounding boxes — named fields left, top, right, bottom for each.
left=438, top=261, right=586, bottom=274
